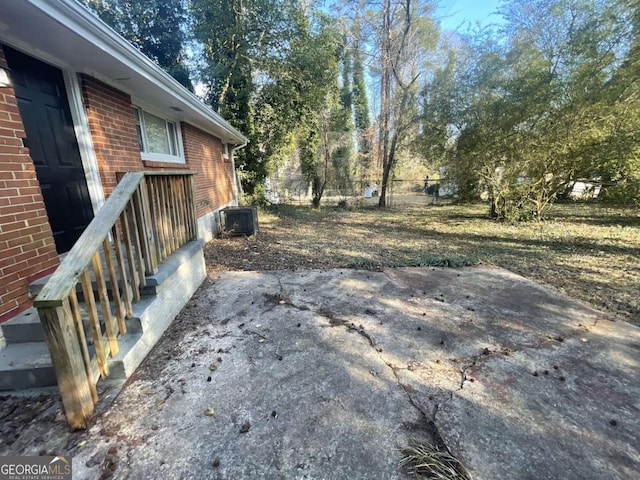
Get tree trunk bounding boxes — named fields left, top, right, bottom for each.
left=378, top=132, right=398, bottom=207
left=377, top=0, right=392, bottom=207
left=311, top=127, right=331, bottom=209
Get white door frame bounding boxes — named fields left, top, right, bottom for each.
left=2, top=39, right=105, bottom=214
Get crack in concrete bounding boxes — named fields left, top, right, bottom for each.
left=261, top=273, right=312, bottom=313
left=257, top=273, right=288, bottom=314
left=346, top=322, right=377, bottom=348
left=312, top=306, right=455, bottom=455
left=286, top=302, right=311, bottom=312
left=275, top=274, right=286, bottom=299
left=376, top=342, right=455, bottom=455
left=456, top=347, right=519, bottom=391
left=243, top=329, right=274, bottom=343
left=459, top=356, right=479, bottom=390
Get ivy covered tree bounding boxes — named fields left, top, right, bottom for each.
left=334, top=44, right=356, bottom=198
left=352, top=46, right=370, bottom=132
left=351, top=40, right=372, bottom=188
left=295, top=24, right=356, bottom=208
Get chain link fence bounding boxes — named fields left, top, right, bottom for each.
left=266, top=176, right=457, bottom=207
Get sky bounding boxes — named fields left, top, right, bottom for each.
left=436, top=0, right=504, bottom=32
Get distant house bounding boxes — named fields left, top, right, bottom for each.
left=569, top=181, right=602, bottom=200
left=0, top=0, right=248, bottom=425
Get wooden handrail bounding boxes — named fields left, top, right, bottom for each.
left=33, top=171, right=197, bottom=429
left=35, top=172, right=144, bottom=308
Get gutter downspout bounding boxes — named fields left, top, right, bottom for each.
left=230, top=140, right=249, bottom=206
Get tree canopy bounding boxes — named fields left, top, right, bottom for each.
left=419, top=0, right=640, bottom=219
left=81, top=0, right=193, bottom=90
left=79, top=0, right=640, bottom=215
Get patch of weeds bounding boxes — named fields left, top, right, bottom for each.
left=396, top=254, right=479, bottom=268
left=400, top=441, right=471, bottom=480
left=348, top=256, right=383, bottom=270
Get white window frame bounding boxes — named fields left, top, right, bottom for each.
left=132, top=105, right=185, bottom=164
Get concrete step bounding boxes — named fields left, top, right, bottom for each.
left=1, top=306, right=142, bottom=346
left=0, top=342, right=56, bottom=390
left=0, top=326, right=150, bottom=391
left=107, top=331, right=144, bottom=380
left=0, top=308, right=44, bottom=344
left=141, top=242, right=207, bottom=295
left=27, top=274, right=51, bottom=298
left=0, top=314, right=142, bottom=390
left=0, top=238, right=205, bottom=391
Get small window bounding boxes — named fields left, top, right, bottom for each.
left=133, top=106, right=183, bottom=162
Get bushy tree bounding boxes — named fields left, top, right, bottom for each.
left=421, top=0, right=639, bottom=220
left=80, top=0, right=193, bottom=90
left=190, top=1, right=342, bottom=197
left=298, top=37, right=354, bottom=208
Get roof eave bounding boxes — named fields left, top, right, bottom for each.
left=27, top=0, right=248, bottom=145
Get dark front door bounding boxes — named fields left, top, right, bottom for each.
left=5, top=46, right=93, bottom=253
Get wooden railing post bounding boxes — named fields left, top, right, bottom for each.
left=34, top=171, right=199, bottom=429
left=37, top=299, right=95, bottom=430
left=134, top=177, right=159, bottom=274
left=186, top=174, right=197, bottom=240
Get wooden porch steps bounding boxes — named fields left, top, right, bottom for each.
left=0, top=304, right=141, bottom=391
left=0, top=238, right=205, bottom=392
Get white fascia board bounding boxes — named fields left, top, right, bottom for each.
left=27, top=0, right=248, bottom=146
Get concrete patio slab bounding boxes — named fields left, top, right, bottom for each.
left=6, top=266, right=638, bottom=479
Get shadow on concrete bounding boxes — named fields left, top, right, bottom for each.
left=61, top=266, right=640, bottom=480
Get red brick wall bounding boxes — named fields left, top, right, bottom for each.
left=80, top=75, right=234, bottom=218
left=0, top=45, right=59, bottom=322
left=80, top=75, right=144, bottom=196
left=0, top=60, right=236, bottom=323
left=181, top=123, right=235, bottom=218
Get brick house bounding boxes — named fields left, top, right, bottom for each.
left=0, top=0, right=247, bottom=324
left=0, top=0, right=248, bottom=418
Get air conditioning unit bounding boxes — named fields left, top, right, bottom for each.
left=220, top=206, right=258, bottom=236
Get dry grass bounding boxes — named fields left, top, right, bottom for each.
left=205, top=200, right=639, bottom=326
left=400, top=441, right=471, bottom=480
